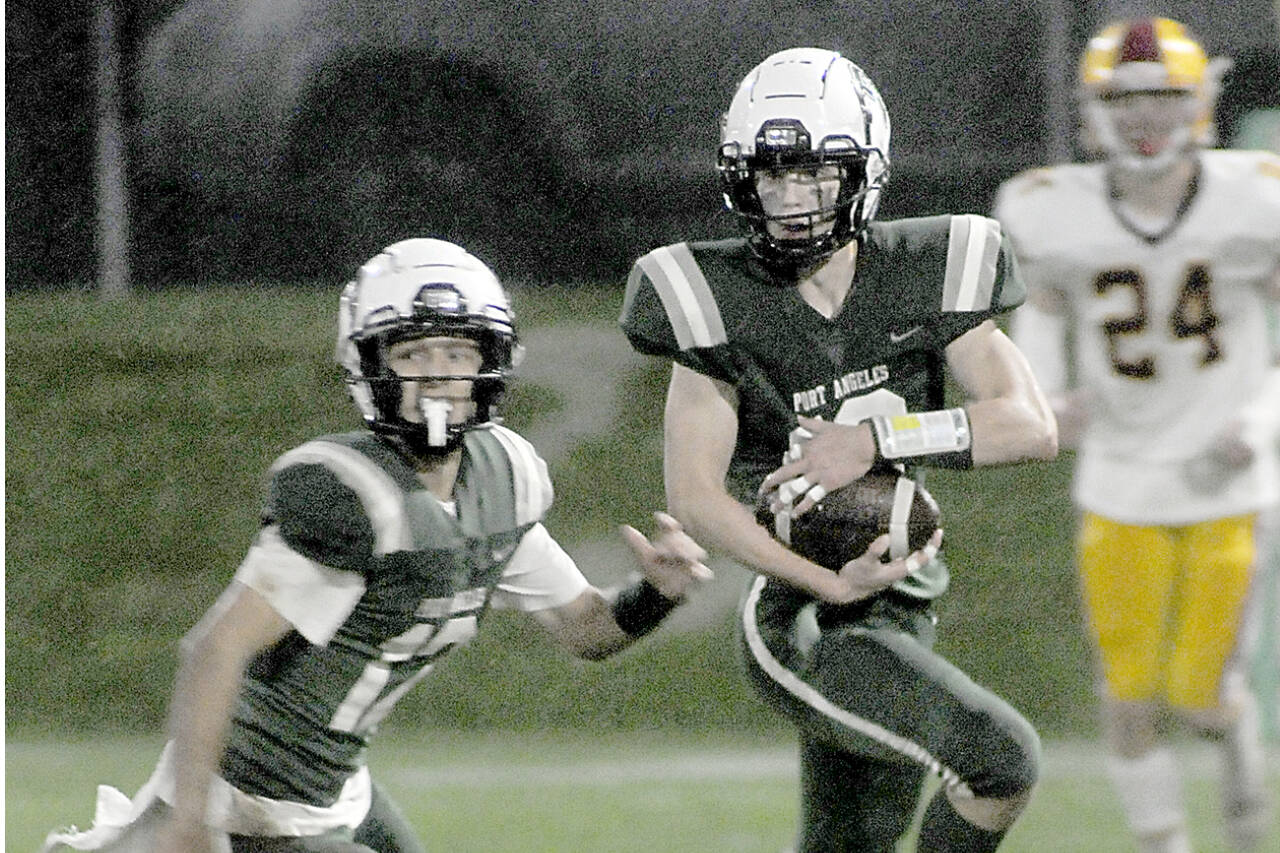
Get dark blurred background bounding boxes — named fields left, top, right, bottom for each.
left=7, top=0, right=1279, bottom=293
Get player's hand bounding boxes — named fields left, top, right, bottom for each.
left=758, top=416, right=877, bottom=516
left=622, top=512, right=716, bottom=596
left=1050, top=390, right=1092, bottom=449
left=620, top=511, right=714, bottom=600
left=1183, top=421, right=1254, bottom=494
left=831, top=528, right=943, bottom=604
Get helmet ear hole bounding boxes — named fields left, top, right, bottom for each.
left=471, top=376, right=505, bottom=423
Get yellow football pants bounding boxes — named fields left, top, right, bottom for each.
left=1078, top=512, right=1258, bottom=710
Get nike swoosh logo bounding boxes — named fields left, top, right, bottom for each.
left=889, top=326, right=922, bottom=343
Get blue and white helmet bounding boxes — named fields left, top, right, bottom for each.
left=336, top=238, right=520, bottom=452
left=719, top=48, right=891, bottom=271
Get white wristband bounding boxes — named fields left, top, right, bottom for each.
left=871, top=408, right=972, bottom=465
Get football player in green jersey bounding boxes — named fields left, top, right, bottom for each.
left=43, top=238, right=711, bottom=853
left=620, top=48, right=1058, bottom=852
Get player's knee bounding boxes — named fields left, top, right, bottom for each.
left=965, top=711, right=1041, bottom=799
left=1178, top=674, right=1254, bottom=739
left=994, top=728, right=1041, bottom=798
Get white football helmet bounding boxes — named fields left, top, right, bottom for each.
left=719, top=47, right=891, bottom=272
left=336, top=238, right=520, bottom=453
left=1079, top=17, right=1229, bottom=173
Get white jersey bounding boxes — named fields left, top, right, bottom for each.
left=996, top=150, right=1280, bottom=524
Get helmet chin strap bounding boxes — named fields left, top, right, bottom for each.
left=750, top=179, right=875, bottom=273
left=417, top=397, right=455, bottom=447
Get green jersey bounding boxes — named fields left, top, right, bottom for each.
left=620, top=214, right=1025, bottom=598
left=223, top=425, right=583, bottom=807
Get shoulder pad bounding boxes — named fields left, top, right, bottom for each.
left=941, top=214, right=1005, bottom=312
left=1258, top=155, right=1280, bottom=182
left=1005, top=167, right=1059, bottom=194
left=271, top=438, right=412, bottom=555
left=469, top=425, right=554, bottom=525
left=870, top=215, right=1007, bottom=313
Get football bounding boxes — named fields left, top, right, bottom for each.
left=755, top=469, right=941, bottom=570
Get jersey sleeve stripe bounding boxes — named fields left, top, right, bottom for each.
left=942, top=214, right=1002, bottom=312
left=637, top=243, right=728, bottom=349
left=272, top=441, right=411, bottom=555
left=487, top=425, right=554, bottom=525
left=491, top=522, right=591, bottom=612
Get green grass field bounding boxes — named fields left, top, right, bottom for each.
left=8, top=732, right=1278, bottom=852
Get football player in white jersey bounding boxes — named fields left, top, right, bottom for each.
left=43, top=238, right=712, bottom=853
left=996, top=17, right=1280, bottom=853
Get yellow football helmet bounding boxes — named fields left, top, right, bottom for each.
left=1079, top=17, right=1229, bottom=171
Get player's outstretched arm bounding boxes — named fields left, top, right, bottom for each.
left=154, top=582, right=292, bottom=853
left=532, top=513, right=712, bottom=660
left=618, top=511, right=714, bottom=600
left=1192, top=269, right=1280, bottom=479
left=1008, top=287, right=1093, bottom=447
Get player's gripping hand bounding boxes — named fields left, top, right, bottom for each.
left=759, top=415, right=878, bottom=516
left=834, top=528, right=944, bottom=604
left=620, top=511, right=714, bottom=600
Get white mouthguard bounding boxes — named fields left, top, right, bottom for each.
left=418, top=398, right=454, bottom=446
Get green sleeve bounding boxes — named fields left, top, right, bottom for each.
left=265, top=463, right=375, bottom=573
left=619, top=254, right=740, bottom=384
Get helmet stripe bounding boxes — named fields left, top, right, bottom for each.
left=636, top=243, right=728, bottom=350
left=1081, top=17, right=1209, bottom=91
left=942, top=215, right=1002, bottom=312
left=1118, top=19, right=1160, bottom=64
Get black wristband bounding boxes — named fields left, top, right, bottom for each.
left=917, top=445, right=974, bottom=469
left=611, top=578, right=680, bottom=637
